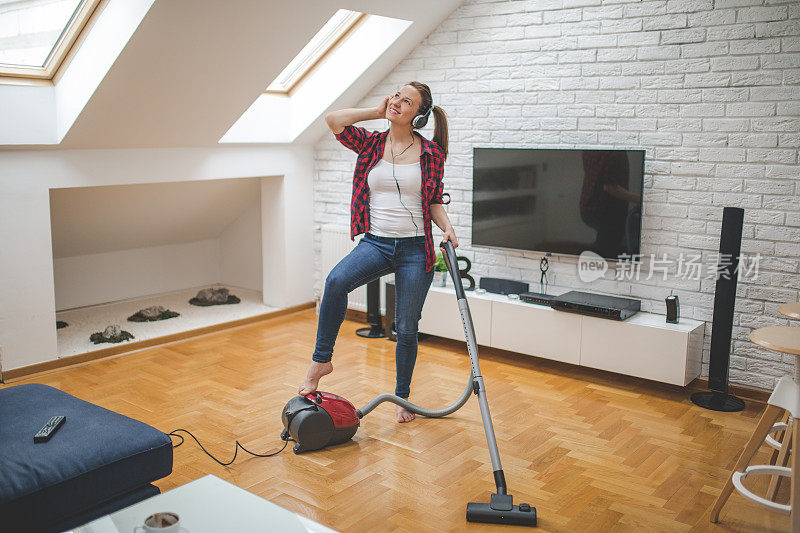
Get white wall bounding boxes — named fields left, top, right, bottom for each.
left=313, top=0, right=800, bottom=391
left=53, top=239, right=222, bottom=310
left=220, top=196, right=263, bottom=293
left=0, top=145, right=314, bottom=372
left=261, top=178, right=286, bottom=308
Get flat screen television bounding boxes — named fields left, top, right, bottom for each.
left=472, top=148, right=645, bottom=261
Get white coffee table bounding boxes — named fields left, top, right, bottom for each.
left=69, top=475, right=337, bottom=533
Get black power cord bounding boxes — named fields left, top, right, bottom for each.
left=168, top=429, right=288, bottom=466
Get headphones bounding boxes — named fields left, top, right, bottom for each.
left=411, top=96, right=434, bottom=129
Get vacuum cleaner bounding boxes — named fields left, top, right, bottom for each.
left=281, top=241, right=537, bottom=527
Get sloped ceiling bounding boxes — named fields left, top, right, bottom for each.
left=50, top=178, right=262, bottom=258
left=60, top=0, right=332, bottom=148
left=54, top=0, right=463, bottom=149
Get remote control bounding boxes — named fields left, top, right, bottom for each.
left=34, top=415, right=66, bottom=443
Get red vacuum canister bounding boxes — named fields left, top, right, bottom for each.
left=280, top=391, right=360, bottom=454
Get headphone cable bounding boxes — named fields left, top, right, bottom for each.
left=389, top=133, right=420, bottom=237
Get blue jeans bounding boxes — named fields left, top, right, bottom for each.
left=313, top=233, right=434, bottom=399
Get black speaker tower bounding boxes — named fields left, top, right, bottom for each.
left=691, top=207, right=745, bottom=412
left=356, top=279, right=385, bottom=338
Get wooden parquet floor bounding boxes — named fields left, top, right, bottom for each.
left=3, top=308, right=791, bottom=532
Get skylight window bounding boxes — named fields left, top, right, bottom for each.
left=266, top=9, right=365, bottom=95
left=0, top=0, right=100, bottom=79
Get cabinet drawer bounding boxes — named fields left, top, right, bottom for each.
left=491, top=301, right=581, bottom=365
left=419, top=289, right=492, bottom=345
left=580, top=315, right=692, bottom=385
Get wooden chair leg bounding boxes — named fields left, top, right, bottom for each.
left=710, top=404, right=784, bottom=523
left=792, top=417, right=800, bottom=532
left=770, top=411, right=790, bottom=465
left=767, top=419, right=792, bottom=501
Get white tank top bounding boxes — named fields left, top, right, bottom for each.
left=367, top=159, right=423, bottom=238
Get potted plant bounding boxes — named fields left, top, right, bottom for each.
left=434, top=252, right=448, bottom=287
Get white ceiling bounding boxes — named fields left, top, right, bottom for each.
left=60, top=0, right=335, bottom=148
left=2, top=0, right=463, bottom=149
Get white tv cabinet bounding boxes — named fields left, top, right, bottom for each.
left=415, top=285, right=704, bottom=387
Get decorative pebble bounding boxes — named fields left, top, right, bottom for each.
left=90, top=324, right=134, bottom=344
left=128, top=305, right=180, bottom=322
left=190, top=287, right=241, bottom=306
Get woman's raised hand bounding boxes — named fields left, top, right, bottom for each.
left=326, top=98, right=390, bottom=133
left=374, top=95, right=390, bottom=119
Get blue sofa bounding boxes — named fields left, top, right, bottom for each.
left=0, top=384, right=173, bottom=532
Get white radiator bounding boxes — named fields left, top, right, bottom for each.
left=320, top=225, right=388, bottom=313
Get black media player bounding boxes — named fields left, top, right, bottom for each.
left=550, top=290, right=640, bottom=320
left=520, top=292, right=556, bottom=306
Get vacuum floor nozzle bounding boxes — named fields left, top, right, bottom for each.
left=466, top=500, right=537, bottom=527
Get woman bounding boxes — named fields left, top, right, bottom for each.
left=299, top=82, right=458, bottom=423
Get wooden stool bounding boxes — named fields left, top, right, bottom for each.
left=766, top=414, right=792, bottom=500
left=779, top=302, right=800, bottom=320
left=710, top=326, right=800, bottom=528
left=765, top=304, right=800, bottom=499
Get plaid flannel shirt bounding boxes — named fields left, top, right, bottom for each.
left=334, top=125, right=448, bottom=272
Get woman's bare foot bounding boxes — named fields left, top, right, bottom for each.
left=298, top=361, right=333, bottom=395
left=396, top=405, right=416, bottom=423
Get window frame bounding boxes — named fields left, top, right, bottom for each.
left=265, top=11, right=366, bottom=96
left=0, top=0, right=102, bottom=80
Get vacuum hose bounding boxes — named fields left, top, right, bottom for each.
left=356, top=373, right=473, bottom=418
left=356, top=241, right=473, bottom=419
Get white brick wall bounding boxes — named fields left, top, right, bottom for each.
left=313, top=0, right=800, bottom=392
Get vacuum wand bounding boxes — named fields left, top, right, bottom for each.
left=440, top=241, right=537, bottom=527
